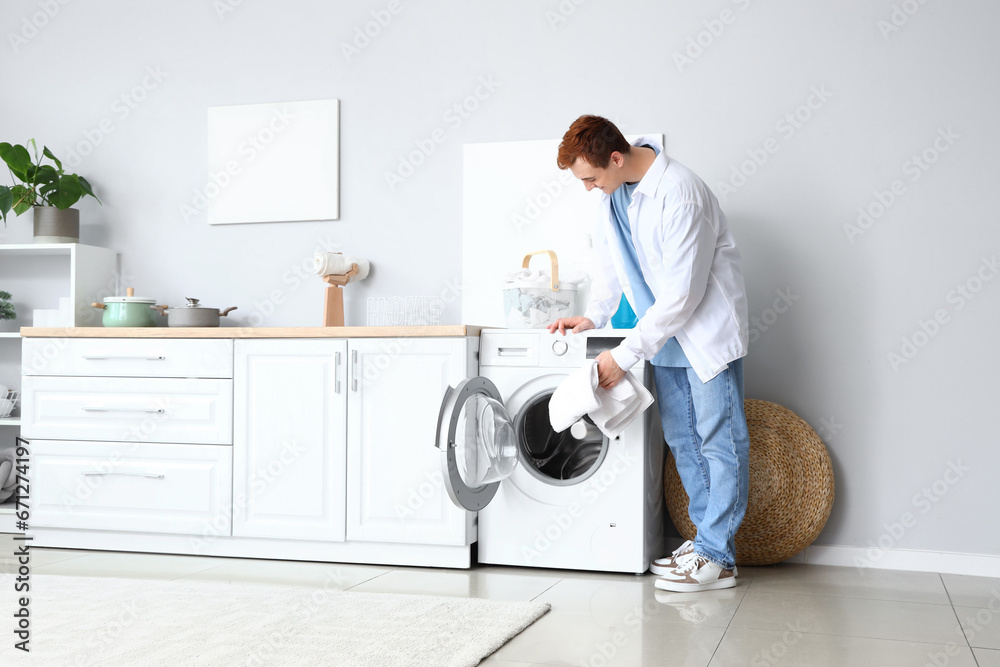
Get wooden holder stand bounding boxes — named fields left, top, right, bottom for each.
left=322, top=264, right=359, bottom=327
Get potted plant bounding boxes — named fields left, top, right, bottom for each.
left=0, top=291, right=13, bottom=321
left=0, top=139, right=101, bottom=243
left=0, top=291, right=14, bottom=333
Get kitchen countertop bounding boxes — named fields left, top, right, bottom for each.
left=19, top=326, right=486, bottom=338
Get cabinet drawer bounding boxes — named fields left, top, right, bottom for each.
left=22, top=376, right=233, bottom=445
left=27, top=440, right=232, bottom=536
left=22, top=338, right=234, bottom=378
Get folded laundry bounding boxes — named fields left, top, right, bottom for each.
left=548, top=360, right=654, bottom=439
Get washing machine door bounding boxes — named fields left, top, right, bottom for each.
left=436, top=377, right=518, bottom=511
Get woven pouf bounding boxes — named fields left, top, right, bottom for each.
left=664, top=399, right=835, bottom=566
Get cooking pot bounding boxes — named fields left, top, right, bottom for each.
left=91, top=287, right=161, bottom=327
left=152, top=298, right=237, bottom=327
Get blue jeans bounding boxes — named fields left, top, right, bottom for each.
left=653, top=358, right=749, bottom=570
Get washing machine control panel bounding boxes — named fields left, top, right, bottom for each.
left=480, top=330, right=640, bottom=369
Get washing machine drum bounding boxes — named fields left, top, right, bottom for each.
left=517, top=392, right=604, bottom=482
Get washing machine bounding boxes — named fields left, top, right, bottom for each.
left=435, top=328, right=666, bottom=574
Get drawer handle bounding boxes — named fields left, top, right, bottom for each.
left=81, top=355, right=166, bottom=361
left=81, top=407, right=166, bottom=414
left=81, top=472, right=165, bottom=479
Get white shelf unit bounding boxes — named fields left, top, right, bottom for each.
left=0, top=243, right=118, bottom=430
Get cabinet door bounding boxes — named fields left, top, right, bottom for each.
left=233, top=339, right=347, bottom=541
left=347, top=338, right=474, bottom=545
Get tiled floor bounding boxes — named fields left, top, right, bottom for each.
left=2, top=535, right=999, bottom=666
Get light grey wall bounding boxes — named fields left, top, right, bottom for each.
left=1, top=0, right=996, bottom=558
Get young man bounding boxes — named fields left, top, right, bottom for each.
left=547, top=115, right=750, bottom=592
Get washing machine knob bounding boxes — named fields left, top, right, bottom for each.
left=552, top=340, right=568, bottom=356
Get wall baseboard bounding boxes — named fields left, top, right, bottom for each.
left=666, top=537, right=1000, bottom=577
left=800, top=544, right=1000, bottom=578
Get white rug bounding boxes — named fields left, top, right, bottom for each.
left=2, top=574, right=550, bottom=666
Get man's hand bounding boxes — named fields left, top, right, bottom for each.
left=547, top=316, right=595, bottom=335
left=595, top=350, right=626, bottom=389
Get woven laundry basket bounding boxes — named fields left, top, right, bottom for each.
left=664, top=399, right=835, bottom=566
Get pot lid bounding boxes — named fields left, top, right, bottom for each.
left=179, top=297, right=215, bottom=310
left=104, top=296, right=157, bottom=304
left=104, top=286, right=155, bottom=304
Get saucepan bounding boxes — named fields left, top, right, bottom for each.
left=152, top=298, right=237, bottom=327
left=91, top=287, right=161, bottom=327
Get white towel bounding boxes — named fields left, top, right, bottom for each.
left=590, top=370, right=654, bottom=439
left=548, top=360, right=654, bottom=439
left=547, top=362, right=601, bottom=433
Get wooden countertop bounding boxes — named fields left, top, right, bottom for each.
left=19, top=326, right=486, bottom=338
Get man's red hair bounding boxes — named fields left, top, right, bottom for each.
left=557, top=115, right=631, bottom=170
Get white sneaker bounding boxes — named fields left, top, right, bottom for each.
left=654, top=555, right=738, bottom=593
left=650, top=540, right=695, bottom=576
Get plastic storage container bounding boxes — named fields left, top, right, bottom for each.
left=502, top=250, right=584, bottom=328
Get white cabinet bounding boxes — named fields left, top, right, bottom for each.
left=20, top=332, right=481, bottom=567
left=233, top=339, right=347, bottom=541
left=28, top=439, right=232, bottom=535
left=346, top=338, right=474, bottom=546
left=20, top=338, right=236, bottom=537
left=231, top=337, right=476, bottom=547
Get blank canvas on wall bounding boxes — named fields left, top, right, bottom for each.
left=207, top=99, right=339, bottom=225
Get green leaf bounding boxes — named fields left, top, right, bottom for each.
left=34, top=164, right=58, bottom=185
left=0, top=185, right=12, bottom=224
left=77, top=175, right=101, bottom=204
left=46, top=174, right=84, bottom=209
left=42, top=146, right=63, bottom=172
left=0, top=143, right=33, bottom=181
left=10, top=184, right=35, bottom=215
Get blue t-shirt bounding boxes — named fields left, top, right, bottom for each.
left=609, top=150, right=690, bottom=368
